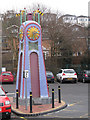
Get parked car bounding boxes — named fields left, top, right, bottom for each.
left=46, top=71, right=54, bottom=83
left=0, top=85, right=11, bottom=119
left=56, top=69, right=78, bottom=83
left=81, top=70, right=90, bottom=83
left=0, top=71, right=14, bottom=83
left=77, top=71, right=83, bottom=82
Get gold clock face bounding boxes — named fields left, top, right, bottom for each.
left=27, top=26, right=40, bottom=41
left=19, top=28, right=24, bottom=42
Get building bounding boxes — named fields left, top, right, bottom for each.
left=77, top=15, right=90, bottom=27
left=59, top=14, right=77, bottom=24
left=59, top=14, right=90, bottom=27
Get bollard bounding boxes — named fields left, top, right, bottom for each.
left=58, top=86, right=61, bottom=103
left=30, top=92, right=32, bottom=113
left=52, top=89, right=54, bottom=108
left=48, top=84, right=49, bottom=91
left=16, top=89, right=19, bottom=109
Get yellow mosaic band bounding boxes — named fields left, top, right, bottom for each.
left=33, top=10, right=44, bottom=16
left=16, top=13, right=20, bottom=17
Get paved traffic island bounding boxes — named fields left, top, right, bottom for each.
left=9, top=97, right=67, bottom=116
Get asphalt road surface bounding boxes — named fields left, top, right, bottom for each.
left=1, top=81, right=89, bottom=119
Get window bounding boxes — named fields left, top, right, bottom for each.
left=64, top=70, right=75, bottom=73
left=74, top=18, right=77, bottom=20
left=80, top=19, right=84, bottom=21
left=0, top=87, right=5, bottom=96
left=73, top=27, right=79, bottom=31
left=46, top=72, right=53, bottom=76
left=59, top=70, right=62, bottom=73
left=65, top=17, right=69, bottom=20
left=28, top=42, right=38, bottom=50
left=2, top=73, right=10, bottom=75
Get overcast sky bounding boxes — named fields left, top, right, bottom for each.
left=0, top=0, right=89, bottom=16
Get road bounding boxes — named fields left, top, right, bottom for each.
left=2, top=81, right=88, bottom=119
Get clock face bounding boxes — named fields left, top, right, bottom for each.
left=19, top=27, right=24, bottom=42
left=27, top=26, right=40, bottom=41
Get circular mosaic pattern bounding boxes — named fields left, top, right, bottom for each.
left=19, top=27, right=24, bottom=42
left=27, top=26, right=40, bottom=41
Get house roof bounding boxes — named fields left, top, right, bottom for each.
left=61, top=14, right=76, bottom=17
left=77, top=15, right=89, bottom=18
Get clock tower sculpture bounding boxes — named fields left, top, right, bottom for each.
left=16, top=20, right=49, bottom=99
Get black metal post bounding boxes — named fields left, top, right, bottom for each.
left=58, top=86, right=61, bottom=103
left=52, top=89, right=54, bottom=108
left=48, top=84, right=49, bottom=91
left=30, top=92, right=32, bottom=113
left=16, top=89, right=18, bottom=109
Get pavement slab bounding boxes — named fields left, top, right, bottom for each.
left=9, top=97, right=67, bottom=116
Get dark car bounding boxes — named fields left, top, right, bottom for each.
left=77, top=71, right=83, bottom=82
left=46, top=71, right=54, bottom=83
left=78, top=70, right=90, bottom=83
left=82, top=70, right=90, bottom=83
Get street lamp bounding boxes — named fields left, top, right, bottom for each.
left=0, top=14, right=2, bottom=74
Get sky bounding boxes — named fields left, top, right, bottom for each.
left=0, top=0, right=90, bottom=16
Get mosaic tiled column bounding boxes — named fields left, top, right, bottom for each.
left=16, top=20, right=49, bottom=98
